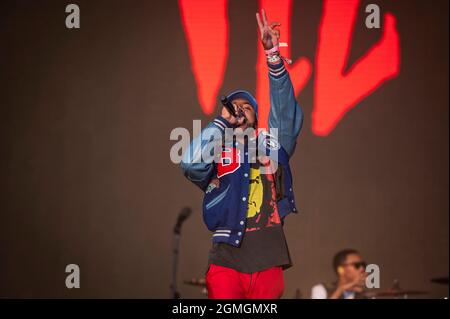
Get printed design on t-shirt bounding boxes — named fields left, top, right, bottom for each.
left=247, top=167, right=263, bottom=218
left=246, top=163, right=281, bottom=232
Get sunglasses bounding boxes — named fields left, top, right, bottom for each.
left=343, top=261, right=367, bottom=269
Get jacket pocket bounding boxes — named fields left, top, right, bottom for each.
left=205, top=184, right=230, bottom=210
left=203, top=184, right=230, bottom=230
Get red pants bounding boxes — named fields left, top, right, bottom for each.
left=205, top=264, right=284, bottom=299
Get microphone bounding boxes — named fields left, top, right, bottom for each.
left=220, top=96, right=237, bottom=117
left=220, top=96, right=246, bottom=124
left=173, top=206, right=192, bottom=234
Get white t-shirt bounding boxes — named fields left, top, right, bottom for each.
left=311, top=283, right=355, bottom=299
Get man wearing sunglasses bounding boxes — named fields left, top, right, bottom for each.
left=311, top=249, right=368, bottom=299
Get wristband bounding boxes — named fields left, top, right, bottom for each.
left=264, top=45, right=279, bottom=56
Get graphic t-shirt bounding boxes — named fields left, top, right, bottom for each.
left=208, top=161, right=292, bottom=273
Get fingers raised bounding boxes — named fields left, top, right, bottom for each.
left=256, top=12, right=263, bottom=32
left=262, top=9, right=268, bottom=26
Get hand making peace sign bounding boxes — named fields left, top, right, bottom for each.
left=256, top=9, right=281, bottom=50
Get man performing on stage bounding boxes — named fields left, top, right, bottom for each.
left=180, top=9, right=303, bottom=299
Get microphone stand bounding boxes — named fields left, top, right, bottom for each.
left=170, top=229, right=181, bottom=299
left=170, top=207, right=191, bottom=299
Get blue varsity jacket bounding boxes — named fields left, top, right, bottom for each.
left=180, top=61, right=303, bottom=247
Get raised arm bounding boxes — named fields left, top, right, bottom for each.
left=256, top=9, right=303, bottom=158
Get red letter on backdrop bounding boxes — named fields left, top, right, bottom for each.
left=179, top=0, right=229, bottom=115
left=256, top=0, right=312, bottom=131
left=179, top=0, right=401, bottom=136
left=313, top=0, right=400, bottom=136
